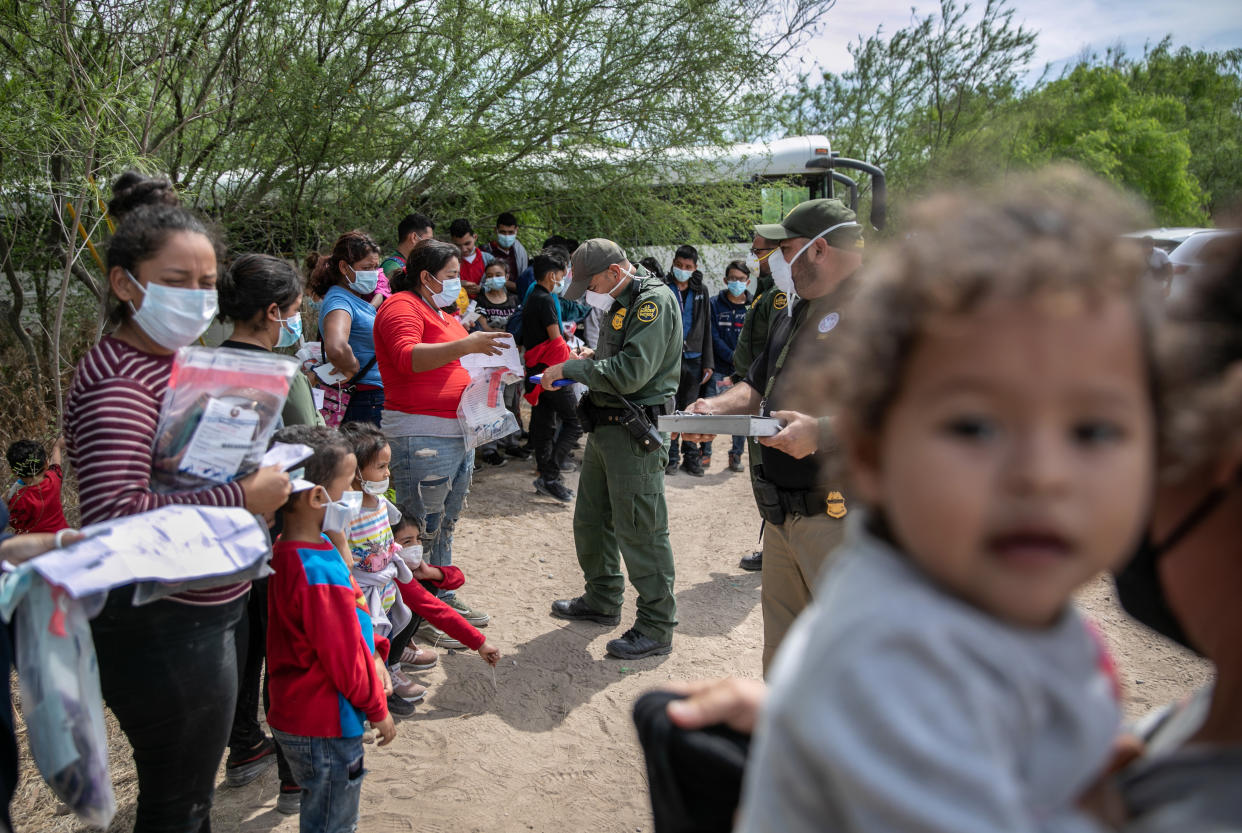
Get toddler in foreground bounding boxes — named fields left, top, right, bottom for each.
left=266, top=425, right=394, bottom=833
left=737, top=169, right=1157, bottom=833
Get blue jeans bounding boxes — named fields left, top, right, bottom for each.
left=343, top=388, right=384, bottom=427
left=704, top=376, right=745, bottom=457
left=387, top=433, right=474, bottom=599
left=271, top=731, right=365, bottom=833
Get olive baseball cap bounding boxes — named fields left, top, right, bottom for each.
left=755, top=199, right=863, bottom=250
left=565, top=238, right=628, bottom=300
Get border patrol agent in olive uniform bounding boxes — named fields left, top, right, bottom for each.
left=730, top=236, right=784, bottom=572
left=538, top=239, right=682, bottom=659
left=683, top=200, right=864, bottom=673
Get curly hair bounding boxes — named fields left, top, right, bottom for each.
left=305, top=230, right=380, bottom=299
left=1154, top=230, right=1242, bottom=479
left=812, top=166, right=1157, bottom=450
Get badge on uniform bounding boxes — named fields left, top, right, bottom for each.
left=636, top=300, right=660, bottom=323
left=612, top=308, right=627, bottom=330
left=818, top=312, right=839, bottom=334
left=825, top=490, right=847, bottom=519
left=772, top=292, right=788, bottom=311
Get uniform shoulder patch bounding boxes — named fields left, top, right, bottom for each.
left=635, top=300, right=660, bottom=323
left=612, top=308, right=627, bottom=330
left=772, top=292, right=788, bottom=311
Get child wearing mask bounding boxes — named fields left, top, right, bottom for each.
left=337, top=421, right=424, bottom=716
left=265, top=425, right=394, bottom=833
left=4, top=437, right=69, bottom=534
left=476, top=261, right=519, bottom=331
left=390, top=514, right=501, bottom=665
left=736, top=169, right=1157, bottom=833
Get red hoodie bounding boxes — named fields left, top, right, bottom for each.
left=267, top=536, right=388, bottom=737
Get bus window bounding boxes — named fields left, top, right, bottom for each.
left=761, top=185, right=809, bottom=223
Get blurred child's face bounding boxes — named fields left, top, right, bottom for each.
left=484, top=265, right=506, bottom=283
left=850, top=294, right=1154, bottom=628
left=358, top=443, right=391, bottom=485
left=393, top=525, right=419, bottom=550
left=322, top=452, right=358, bottom=502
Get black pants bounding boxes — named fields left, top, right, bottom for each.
left=389, top=614, right=420, bottom=665
left=343, top=387, right=384, bottom=427
left=229, top=580, right=295, bottom=787
left=91, top=590, right=246, bottom=833
left=531, top=387, right=583, bottom=483
left=669, top=357, right=704, bottom=465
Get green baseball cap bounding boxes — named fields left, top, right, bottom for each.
left=755, top=199, right=863, bottom=251
left=565, top=238, right=628, bottom=300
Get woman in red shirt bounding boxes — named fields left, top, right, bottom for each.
left=373, top=239, right=509, bottom=636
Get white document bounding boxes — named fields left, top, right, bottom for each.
left=459, top=333, right=521, bottom=381
left=314, top=363, right=349, bottom=385
left=178, top=398, right=261, bottom=482
left=311, top=387, right=325, bottom=409
left=261, top=442, right=313, bottom=472
left=26, top=506, right=271, bottom=599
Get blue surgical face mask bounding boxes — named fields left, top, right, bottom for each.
left=483, top=276, right=506, bottom=292
left=348, top=267, right=379, bottom=295
left=497, top=233, right=517, bottom=248
left=726, top=280, right=748, bottom=297
left=276, top=311, right=303, bottom=348
left=672, top=266, right=693, bottom=282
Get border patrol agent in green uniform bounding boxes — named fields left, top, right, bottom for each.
left=538, top=239, right=682, bottom=659
left=682, top=200, right=864, bottom=673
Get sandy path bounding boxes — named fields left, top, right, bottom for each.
left=12, top=448, right=1211, bottom=832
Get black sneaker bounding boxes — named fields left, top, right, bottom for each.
left=550, top=596, right=621, bottom=626
left=505, top=445, right=532, bottom=459
left=728, top=453, right=745, bottom=473
left=559, top=459, right=579, bottom=472
left=534, top=477, right=575, bottom=503
left=481, top=451, right=507, bottom=467
left=387, top=693, right=417, bottom=718
left=739, top=551, right=763, bottom=571
left=276, top=784, right=302, bottom=815
left=664, top=459, right=679, bottom=476
left=681, top=458, right=705, bottom=477
left=606, top=628, right=672, bottom=660
left=225, top=737, right=277, bottom=787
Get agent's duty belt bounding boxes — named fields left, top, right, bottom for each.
left=752, top=470, right=846, bottom=524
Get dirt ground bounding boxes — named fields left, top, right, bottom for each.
left=11, top=446, right=1212, bottom=832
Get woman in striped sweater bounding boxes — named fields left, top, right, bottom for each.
left=64, top=198, right=290, bottom=832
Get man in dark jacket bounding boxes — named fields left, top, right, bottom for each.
left=664, top=244, right=714, bottom=476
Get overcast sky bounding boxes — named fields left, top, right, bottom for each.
left=794, top=0, right=1242, bottom=79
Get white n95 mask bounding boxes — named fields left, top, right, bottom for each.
left=584, top=270, right=629, bottom=313
left=322, top=490, right=364, bottom=533
left=769, top=222, right=860, bottom=315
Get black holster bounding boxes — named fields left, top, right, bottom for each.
left=751, top=472, right=787, bottom=525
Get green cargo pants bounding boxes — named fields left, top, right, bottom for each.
left=572, top=424, right=677, bottom=643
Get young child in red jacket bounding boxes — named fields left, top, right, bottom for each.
left=5, top=437, right=69, bottom=534
left=391, top=515, right=501, bottom=664
left=266, top=425, right=395, bottom=833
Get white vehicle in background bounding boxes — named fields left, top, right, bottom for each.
left=1168, top=228, right=1241, bottom=300
left=631, top=135, right=886, bottom=292
left=1123, top=227, right=1211, bottom=253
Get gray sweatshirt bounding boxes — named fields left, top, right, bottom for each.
left=736, top=516, right=1119, bottom=833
